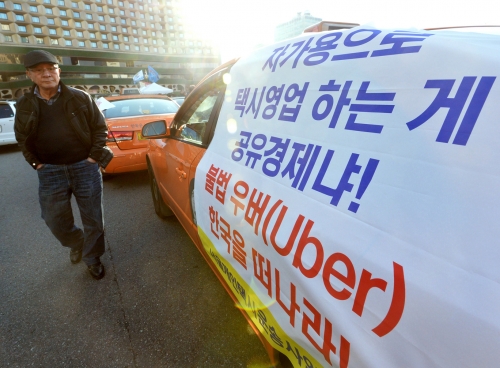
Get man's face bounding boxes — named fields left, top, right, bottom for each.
left=26, top=62, right=61, bottom=90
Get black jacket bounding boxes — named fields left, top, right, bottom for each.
left=14, top=82, right=110, bottom=169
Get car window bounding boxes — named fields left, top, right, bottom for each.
left=103, top=98, right=178, bottom=118
left=172, top=81, right=224, bottom=145
left=0, top=104, right=15, bottom=119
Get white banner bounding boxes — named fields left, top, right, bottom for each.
left=95, top=97, right=115, bottom=111
left=195, top=27, right=500, bottom=367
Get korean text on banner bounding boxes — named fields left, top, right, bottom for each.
left=195, top=27, right=500, bottom=368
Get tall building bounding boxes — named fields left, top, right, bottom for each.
left=0, top=0, right=220, bottom=99
left=274, top=11, right=322, bottom=42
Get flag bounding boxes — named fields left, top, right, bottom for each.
left=132, top=70, right=144, bottom=84
left=148, top=65, right=160, bottom=83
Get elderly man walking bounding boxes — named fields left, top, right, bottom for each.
left=14, top=50, right=113, bottom=280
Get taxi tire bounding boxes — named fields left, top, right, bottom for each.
left=148, top=163, right=174, bottom=218
left=101, top=172, right=114, bottom=181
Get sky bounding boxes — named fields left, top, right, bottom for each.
left=180, top=0, right=500, bottom=62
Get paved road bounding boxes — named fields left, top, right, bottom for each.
left=0, top=144, right=272, bottom=367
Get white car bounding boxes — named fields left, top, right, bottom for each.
left=0, top=100, right=16, bottom=146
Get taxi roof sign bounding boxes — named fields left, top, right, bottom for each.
left=303, top=21, right=360, bottom=33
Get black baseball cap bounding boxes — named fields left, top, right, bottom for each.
left=24, top=50, right=59, bottom=69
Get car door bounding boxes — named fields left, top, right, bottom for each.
left=158, top=72, right=227, bottom=238
left=0, top=102, right=16, bottom=145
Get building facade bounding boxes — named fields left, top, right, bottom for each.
left=274, top=11, right=322, bottom=42
left=0, top=0, right=220, bottom=99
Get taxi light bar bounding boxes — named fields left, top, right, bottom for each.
left=107, top=131, right=133, bottom=142
left=303, top=21, right=360, bottom=33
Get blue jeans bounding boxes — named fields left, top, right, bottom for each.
left=37, top=159, right=105, bottom=266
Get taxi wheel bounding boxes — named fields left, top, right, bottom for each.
left=101, top=172, right=115, bottom=181
left=148, top=163, right=173, bottom=218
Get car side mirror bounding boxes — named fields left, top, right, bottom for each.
left=142, top=120, right=170, bottom=139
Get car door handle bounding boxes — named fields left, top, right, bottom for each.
left=175, top=167, right=187, bottom=180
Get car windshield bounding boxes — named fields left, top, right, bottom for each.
left=103, top=98, right=179, bottom=118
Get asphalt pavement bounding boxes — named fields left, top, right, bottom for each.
left=0, top=144, right=272, bottom=367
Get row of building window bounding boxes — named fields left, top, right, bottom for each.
left=2, top=34, right=209, bottom=54
left=0, top=18, right=185, bottom=36
left=0, top=0, right=173, bottom=8
left=0, top=17, right=190, bottom=37
left=1, top=11, right=172, bottom=24
left=1, top=24, right=203, bottom=47
left=0, top=1, right=179, bottom=17
left=0, top=21, right=186, bottom=37
left=10, top=8, right=170, bottom=21
left=5, top=28, right=160, bottom=43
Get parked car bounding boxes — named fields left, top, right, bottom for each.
left=171, top=96, right=185, bottom=106
left=0, top=100, right=17, bottom=146
left=101, top=95, right=179, bottom=174
left=142, top=27, right=500, bottom=368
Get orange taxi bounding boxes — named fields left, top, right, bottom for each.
left=140, top=60, right=286, bottom=366
left=100, top=94, right=179, bottom=174
left=141, top=24, right=500, bottom=368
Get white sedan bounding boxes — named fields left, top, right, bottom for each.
left=0, top=100, right=16, bottom=146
